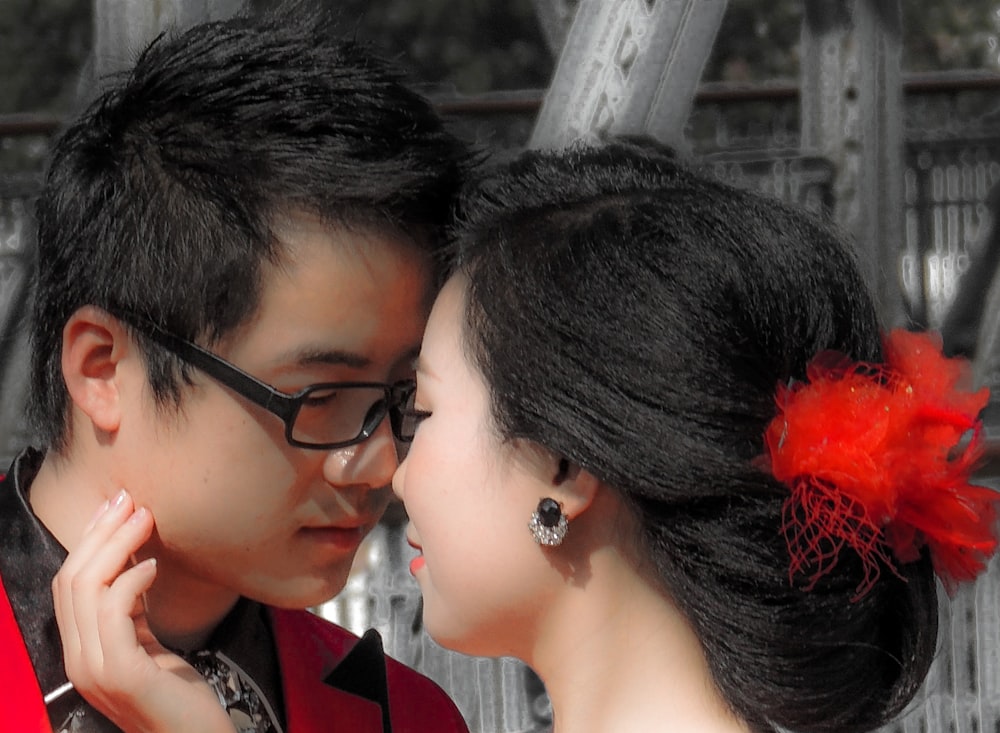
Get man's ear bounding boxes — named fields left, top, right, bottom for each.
left=61, top=306, right=133, bottom=434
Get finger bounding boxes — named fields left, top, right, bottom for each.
left=57, top=506, right=155, bottom=684
left=70, top=507, right=155, bottom=674
left=58, top=489, right=135, bottom=578
left=54, top=495, right=147, bottom=651
left=93, top=557, right=161, bottom=683
left=72, top=505, right=155, bottom=590
left=53, top=491, right=133, bottom=667
left=83, top=497, right=111, bottom=533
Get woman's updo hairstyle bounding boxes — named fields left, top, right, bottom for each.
left=449, top=139, right=938, bottom=733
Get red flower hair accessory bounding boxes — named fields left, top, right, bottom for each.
left=762, top=329, right=999, bottom=599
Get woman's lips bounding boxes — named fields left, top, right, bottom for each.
left=407, top=535, right=425, bottom=575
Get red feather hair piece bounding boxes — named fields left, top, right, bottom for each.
left=763, top=329, right=999, bottom=599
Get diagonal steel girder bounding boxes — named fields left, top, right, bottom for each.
left=529, top=0, right=728, bottom=151
left=800, top=0, right=905, bottom=328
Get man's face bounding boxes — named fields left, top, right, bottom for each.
left=121, top=215, right=432, bottom=613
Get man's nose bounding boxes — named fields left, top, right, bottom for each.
left=323, top=416, right=399, bottom=491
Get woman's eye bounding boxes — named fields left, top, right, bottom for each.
left=400, top=407, right=431, bottom=438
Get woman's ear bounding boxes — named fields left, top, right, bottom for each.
left=549, top=456, right=600, bottom=521
left=61, top=306, right=132, bottom=434
left=526, top=455, right=602, bottom=549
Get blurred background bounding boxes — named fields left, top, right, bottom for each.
left=3, top=2, right=1000, bottom=732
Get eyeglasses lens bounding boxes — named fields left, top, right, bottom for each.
left=292, top=386, right=390, bottom=446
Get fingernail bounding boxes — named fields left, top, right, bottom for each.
left=112, top=489, right=128, bottom=509
left=127, top=506, right=148, bottom=524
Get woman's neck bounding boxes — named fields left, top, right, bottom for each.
left=528, top=547, right=749, bottom=733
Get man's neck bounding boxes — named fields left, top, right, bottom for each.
left=136, top=548, right=242, bottom=651
left=29, top=453, right=107, bottom=557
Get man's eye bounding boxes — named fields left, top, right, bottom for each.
left=302, top=388, right=338, bottom=407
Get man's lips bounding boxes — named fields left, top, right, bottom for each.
left=299, top=522, right=372, bottom=550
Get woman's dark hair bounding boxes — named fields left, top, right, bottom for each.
left=450, top=140, right=937, bottom=733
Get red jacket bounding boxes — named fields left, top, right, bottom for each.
left=0, top=573, right=468, bottom=733
left=271, top=606, right=469, bottom=733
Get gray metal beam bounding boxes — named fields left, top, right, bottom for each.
left=91, top=0, right=243, bottom=83
left=0, top=184, right=39, bottom=465
left=530, top=0, right=576, bottom=57
left=529, top=0, right=727, bottom=152
left=800, top=0, right=906, bottom=327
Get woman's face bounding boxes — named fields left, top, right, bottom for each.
left=392, top=275, right=558, bottom=658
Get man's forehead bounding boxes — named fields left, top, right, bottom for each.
left=269, top=207, right=425, bottom=253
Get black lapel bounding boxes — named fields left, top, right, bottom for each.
left=323, top=628, right=392, bottom=733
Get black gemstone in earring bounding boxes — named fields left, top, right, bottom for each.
left=537, top=498, right=563, bottom=528
left=529, top=497, right=569, bottom=546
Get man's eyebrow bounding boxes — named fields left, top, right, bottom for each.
left=278, top=344, right=423, bottom=373
left=283, top=347, right=371, bottom=370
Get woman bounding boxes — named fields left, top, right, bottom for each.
left=57, top=140, right=1000, bottom=732
left=393, top=139, right=999, bottom=732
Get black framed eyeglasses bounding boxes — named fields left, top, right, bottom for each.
left=118, top=314, right=421, bottom=450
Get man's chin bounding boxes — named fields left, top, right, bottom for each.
left=253, top=572, right=352, bottom=611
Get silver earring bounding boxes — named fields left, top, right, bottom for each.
left=529, top=497, right=568, bottom=546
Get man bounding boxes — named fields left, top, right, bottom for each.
left=0, top=6, right=470, bottom=732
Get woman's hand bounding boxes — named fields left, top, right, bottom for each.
left=52, top=490, right=236, bottom=733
